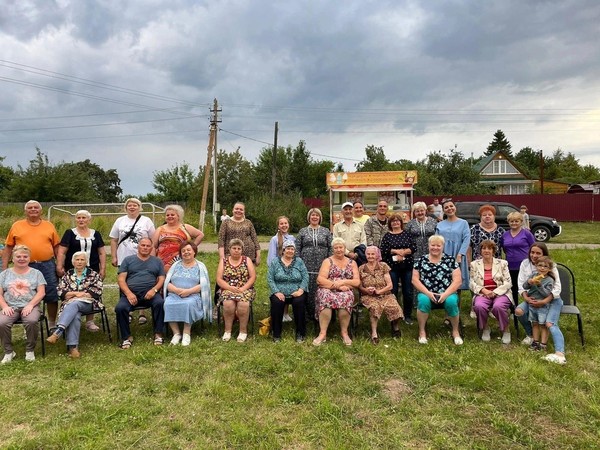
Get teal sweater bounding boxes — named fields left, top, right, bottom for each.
left=267, top=257, right=309, bottom=296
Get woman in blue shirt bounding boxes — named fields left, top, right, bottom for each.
left=267, top=239, right=308, bottom=342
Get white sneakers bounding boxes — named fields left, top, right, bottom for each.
left=181, top=334, right=191, bottom=346
left=521, top=336, right=533, bottom=346
left=170, top=333, right=182, bottom=345
left=502, top=331, right=511, bottom=344
left=237, top=333, right=248, bottom=343
left=481, top=328, right=491, bottom=342
left=222, top=332, right=232, bottom=342
left=25, top=351, right=35, bottom=361
left=543, top=354, right=567, bottom=365
left=454, top=336, right=464, bottom=346
left=282, top=314, right=293, bottom=323
left=418, top=336, right=428, bottom=345
left=1, top=352, right=16, bottom=364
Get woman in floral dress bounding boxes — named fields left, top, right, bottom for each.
left=313, top=237, right=360, bottom=346
left=216, top=238, right=256, bottom=343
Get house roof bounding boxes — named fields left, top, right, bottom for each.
left=474, top=150, right=531, bottom=180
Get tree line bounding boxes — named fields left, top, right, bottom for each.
left=2, top=131, right=598, bottom=232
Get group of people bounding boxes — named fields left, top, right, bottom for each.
left=0, top=199, right=210, bottom=363
left=0, top=198, right=567, bottom=365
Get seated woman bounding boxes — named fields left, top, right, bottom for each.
left=469, top=240, right=513, bottom=344
left=267, top=239, right=308, bottom=343
left=412, top=235, right=463, bottom=345
left=358, top=246, right=402, bottom=344
left=313, top=237, right=360, bottom=346
left=164, top=242, right=212, bottom=346
left=216, top=238, right=256, bottom=342
left=47, top=251, right=103, bottom=358
left=0, top=245, right=46, bottom=364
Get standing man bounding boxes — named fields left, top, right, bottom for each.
left=364, top=200, right=390, bottom=247
left=431, top=198, right=443, bottom=222
left=352, top=201, right=370, bottom=224
left=2, top=200, right=60, bottom=328
left=333, top=202, right=367, bottom=265
left=115, top=237, right=165, bottom=349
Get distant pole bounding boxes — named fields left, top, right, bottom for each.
left=539, top=150, right=544, bottom=194
left=211, top=99, right=222, bottom=228
left=271, top=121, right=278, bottom=197
left=200, top=98, right=219, bottom=232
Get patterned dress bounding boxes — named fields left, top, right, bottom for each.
left=315, top=258, right=355, bottom=315
left=219, top=256, right=255, bottom=303
left=405, top=217, right=438, bottom=261
left=156, top=226, right=189, bottom=271
left=296, top=225, right=332, bottom=319
left=469, top=224, right=505, bottom=260
left=359, top=262, right=402, bottom=321
left=218, top=219, right=260, bottom=263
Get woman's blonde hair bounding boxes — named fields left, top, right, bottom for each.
left=306, top=208, right=322, bottom=224
left=165, top=204, right=184, bottom=221
left=331, top=237, right=346, bottom=248
left=412, top=201, right=427, bottom=212
left=12, top=245, right=31, bottom=256
left=429, top=234, right=445, bottom=246
left=506, top=211, right=523, bottom=223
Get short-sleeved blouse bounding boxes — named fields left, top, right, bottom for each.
left=60, top=228, right=105, bottom=272
left=0, top=268, right=47, bottom=308
left=413, top=254, right=459, bottom=293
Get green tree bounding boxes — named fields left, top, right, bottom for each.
left=69, top=159, right=122, bottom=202
left=152, top=162, right=198, bottom=203
left=355, top=145, right=398, bottom=171
left=0, top=156, right=15, bottom=200
left=7, top=149, right=103, bottom=202
left=513, top=147, right=540, bottom=178
left=485, top=129, right=512, bottom=157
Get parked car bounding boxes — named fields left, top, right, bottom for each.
left=454, top=201, right=561, bottom=242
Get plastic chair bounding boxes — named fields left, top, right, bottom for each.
left=556, top=263, right=584, bottom=346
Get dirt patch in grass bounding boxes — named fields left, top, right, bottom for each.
left=382, top=378, right=412, bottom=402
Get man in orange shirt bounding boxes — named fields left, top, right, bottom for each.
left=2, top=200, right=60, bottom=328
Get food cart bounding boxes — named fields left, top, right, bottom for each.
left=326, top=170, right=418, bottom=225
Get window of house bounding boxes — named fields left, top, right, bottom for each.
left=482, top=160, right=519, bottom=175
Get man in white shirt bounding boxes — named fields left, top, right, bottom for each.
left=333, top=202, right=367, bottom=265
left=431, top=198, right=443, bottom=221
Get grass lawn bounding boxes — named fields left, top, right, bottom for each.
left=1, top=247, right=599, bottom=449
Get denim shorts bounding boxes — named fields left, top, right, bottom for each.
left=29, top=259, right=58, bottom=303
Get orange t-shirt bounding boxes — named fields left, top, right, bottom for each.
left=5, top=220, right=60, bottom=261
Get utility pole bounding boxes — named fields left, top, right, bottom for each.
left=271, top=121, right=278, bottom=197
left=539, top=149, right=544, bottom=194
left=211, top=99, right=222, bottom=228
left=199, top=98, right=220, bottom=232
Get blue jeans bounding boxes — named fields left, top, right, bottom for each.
left=29, top=260, right=58, bottom=303
left=517, top=297, right=565, bottom=353
left=390, top=266, right=413, bottom=319
left=57, top=301, right=94, bottom=346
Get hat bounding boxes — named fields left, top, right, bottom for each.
left=283, top=239, right=296, bottom=249
left=341, top=202, right=353, bottom=209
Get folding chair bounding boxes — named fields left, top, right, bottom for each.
left=14, top=303, right=50, bottom=356
left=556, top=263, right=584, bottom=346
left=90, top=302, right=112, bottom=343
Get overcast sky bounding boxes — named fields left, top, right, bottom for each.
left=1, top=0, right=599, bottom=196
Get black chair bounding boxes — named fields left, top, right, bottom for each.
left=90, top=302, right=112, bottom=343
left=14, top=304, right=50, bottom=357
left=556, top=263, right=584, bottom=346
left=116, top=304, right=152, bottom=340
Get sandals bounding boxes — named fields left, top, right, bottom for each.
left=154, top=336, right=164, bottom=346
left=342, top=335, right=353, bottom=346
left=120, top=340, right=132, bottom=350
left=370, top=336, right=380, bottom=345
left=312, top=336, right=326, bottom=346
left=237, top=333, right=248, bottom=343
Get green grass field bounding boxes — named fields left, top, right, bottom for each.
left=1, top=222, right=599, bottom=449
